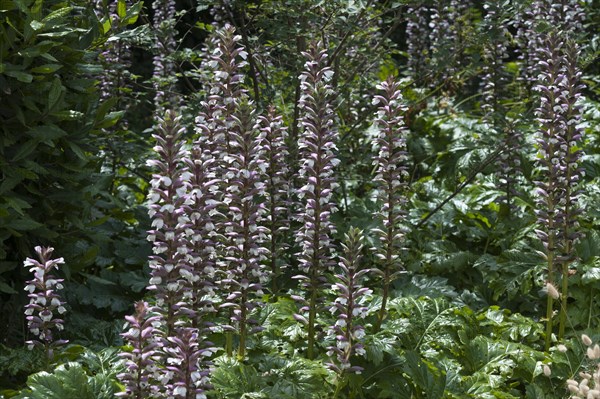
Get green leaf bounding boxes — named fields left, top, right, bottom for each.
left=0, top=281, right=17, bottom=294
left=7, top=218, right=43, bottom=231
left=11, top=139, right=39, bottom=161
left=27, top=125, right=67, bottom=141
left=18, top=40, right=57, bottom=57
left=48, top=78, right=63, bottom=110
left=122, top=1, right=142, bottom=25
left=582, top=267, right=600, bottom=284
left=101, top=18, right=111, bottom=35
left=41, top=6, right=73, bottom=23
left=67, top=141, right=87, bottom=160
left=4, top=70, right=33, bottom=83
left=117, top=0, right=126, bottom=18
left=30, top=63, right=62, bottom=74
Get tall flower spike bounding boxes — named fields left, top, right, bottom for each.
left=95, top=0, right=133, bottom=103
left=219, top=98, right=269, bottom=359
left=183, top=147, right=218, bottom=330
left=556, top=37, right=584, bottom=340
left=481, top=2, right=510, bottom=123
left=258, top=106, right=291, bottom=297
left=371, top=77, right=409, bottom=331
left=23, top=246, right=68, bottom=360
left=152, top=0, right=177, bottom=113
left=534, top=31, right=584, bottom=347
left=117, top=301, right=161, bottom=399
left=405, top=5, right=430, bottom=81
left=514, top=0, right=584, bottom=91
left=295, top=43, right=339, bottom=360
left=327, top=228, right=371, bottom=376
left=146, top=111, right=193, bottom=336
left=193, top=24, right=248, bottom=270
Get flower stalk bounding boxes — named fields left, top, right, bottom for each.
left=327, top=227, right=370, bottom=391
left=371, top=77, right=408, bottom=332
left=534, top=31, right=584, bottom=348
left=295, top=43, right=339, bottom=360
left=23, top=246, right=68, bottom=364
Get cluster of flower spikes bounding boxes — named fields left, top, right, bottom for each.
left=258, top=107, right=291, bottom=296
left=327, top=228, right=371, bottom=375
left=194, top=25, right=271, bottom=359
left=515, top=0, right=584, bottom=90
left=152, top=0, right=178, bottom=112
left=94, top=0, right=133, bottom=103
left=219, top=97, right=270, bottom=358
left=427, top=0, right=471, bottom=89
left=371, top=76, right=408, bottom=330
left=23, top=246, right=68, bottom=358
left=567, top=335, right=600, bottom=398
left=294, top=42, right=340, bottom=360
left=143, top=111, right=215, bottom=399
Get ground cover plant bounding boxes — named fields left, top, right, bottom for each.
left=1, top=0, right=600, bottom=398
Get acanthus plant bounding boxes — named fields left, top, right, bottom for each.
left=23, top=246, right=68, bottom=363
left=294, top=43, right=339, bottom=360
left=534, top=31, right=584, bottom=349
left=146, top=110, right=192, bottom=336
left=480, top=2, right=524, bottom=207
left=192, top=24, right=248, bottom=266
left=193, top=24, right=260, bottom=358
left=327, top=228, right=371, bottom=390
left=405, top=5, right=430, bottom=82
left=371, top=77, right=409, bottom=332
left=427, top=0, right=471, bottom=90
left=94, top=0, right=133, bottom=104
left=514, top=0, right=584, bottom=92
left=219, top=98, right=269, bottom=359
left=152, top=0, right=178, bottom=112
left=143, top=111, right=217, bottom=398
left=117, top=301, right=161, bottom=399
left=258, top=107, right=291, bottom=297
left=163, top=327, right=212, bottom=399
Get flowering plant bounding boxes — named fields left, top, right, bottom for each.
left=23, top=246, right=68, bottom=360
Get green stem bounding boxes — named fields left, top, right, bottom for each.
left=307, top=274, right=317, bottom=359
left=544, top=247, right=554, bottom=351
left=558, top=259, right=569, bottom=340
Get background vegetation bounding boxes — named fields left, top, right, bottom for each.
left=1, top=0, right=600, bottom=397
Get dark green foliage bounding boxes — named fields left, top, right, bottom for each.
left=0, top=0, right=150, bottom=349
left=1, top=0, right=600, bottom=398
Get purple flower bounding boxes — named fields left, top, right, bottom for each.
left=23, top=246, right=68, bottom=359
left=117, top=301, right=162, bottom=399
left=534, top=31, right=584, bottom=345
left=219, top=98, right=270, bottom=358
left=327, top=228, right=371, bottom=376
left=163, top=327, right=214, bottom=399
left=405, top=5, right=430, bottom=80
left=371, top=77, right=408, bottom=331
left=258, top=107, right=291, bottom=296
left=94, top=0, right=133, bottom=104
left=146, top=111, right=193, bottom=335
left=514, top=0, right=584, bottom=90
left=294, top=43, right=339, bottom=360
